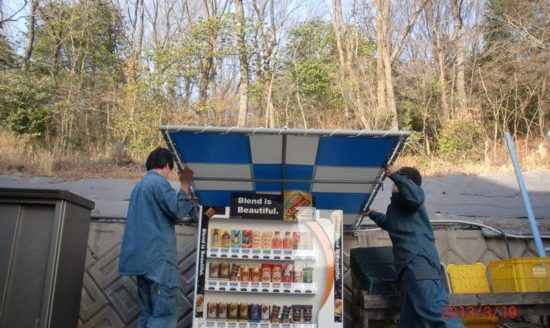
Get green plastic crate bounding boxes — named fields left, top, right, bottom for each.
left=350, top=247, right=400, bottom=295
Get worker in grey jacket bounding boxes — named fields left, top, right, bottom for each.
left=366, top=165, right=463, bottom=328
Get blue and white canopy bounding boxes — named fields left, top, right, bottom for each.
left=161, top=126, right=409, bottom=227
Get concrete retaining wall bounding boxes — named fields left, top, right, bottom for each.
left=78, top=222, right=545, bottom=328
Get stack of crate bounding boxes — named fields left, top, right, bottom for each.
left=447, top=257, right=550, bottom=328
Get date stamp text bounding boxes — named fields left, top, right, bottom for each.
left=442, top=305, right=517, bottom=320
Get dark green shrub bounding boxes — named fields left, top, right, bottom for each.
left=437, top=119, right=485, bottom=161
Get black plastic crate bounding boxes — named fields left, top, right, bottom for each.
left=350, top=246, right=401, bottom=295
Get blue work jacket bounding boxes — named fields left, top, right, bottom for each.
left=369, top=172, right=441, bottom=280
left=119, top=171, right=195, bottom=283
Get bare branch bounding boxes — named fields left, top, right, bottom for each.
left=390, top=0, right=429, bottom=64
left=0, top=0, right=28, bottom=28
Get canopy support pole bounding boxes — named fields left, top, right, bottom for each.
left=504, top=132, right=545, bottom=257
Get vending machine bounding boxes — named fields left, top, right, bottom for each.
left=192, top=193, right=344, bottom=328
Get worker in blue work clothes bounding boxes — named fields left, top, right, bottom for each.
left=119, top=147, right=196, bottom=328
left=365, top=165, right=464, bottom=328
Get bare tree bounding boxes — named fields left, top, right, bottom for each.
left=375, top=0, right=428, bottom=129
left=332, top=0, right=351, bottom=119
left=22, top=0, right=39, bottom=72
left=236, top=0, right=249, bottom=126
left=136, top=0, right=145, bottom=58
left=425, top=0, right=450, bottom=121
left=252, top=0, right=281, bottom=128
left=197, top=0, right=217, bottom=108
left=375, top=0, right=388, bottom=125
left=451, top=0, right=466, bottom=114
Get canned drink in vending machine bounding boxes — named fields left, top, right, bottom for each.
left=292, top=305, right=303, bottom=323
left=293, top=265, right=303, bottom=283
left=252, top=231, right=262, bottom=249
left=249, top=304, right=261, bottom=322
left=229, top=303, right=239, bottom=320
left=242, top=230, right=253, bottom=248
left=218, top=302, right=228, bottom=319
left=303, top=305, right=313, bottom=323
left=210, top=228, right=219, bottom=247
left=261, top=304, right=270, bottom=321
left=281, top=305, right=291, bottom=323
left=239, top=303, right=249, bottom=320
left=261, top=264, right=272, bottom=283
left=220, top=262, right=230, bottom=280
left=240, top=265, right=250, bottom=282
left=271, top=264, right=282, bottom=283
left=231, top=230, right=242, bottom=248
left=282, top=264, right=293, bottom=283
left=230, top=263, right=241, bottom=281
left=221, top=230, right=231, bottom=248
left=270, top=305, right=281, bottom=323
left=303, top=267, right=313, bottom=283
left=207, top=302, right=218, bottom=319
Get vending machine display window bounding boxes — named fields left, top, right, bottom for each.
left=192, top=196, right=343, bottom=328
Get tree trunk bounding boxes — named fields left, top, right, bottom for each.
left=382, top=43, right=398, bottom=129
left=375, top=0, right=387, bottom=119
left=376, top=0, right=398, bottom=129
left=437, top=48, right=450, bottom=121
left=236, top=0, right=249, bottom=126
left=136, top=0, right=145, bottom=57
left=426, top=0, right=450, bottom=121
left=332, top=0, right=350, bottom=118
left=198, top=58, right=212, bottom=108
left=265, top=0, right=276, bottom=128
left=198, top=0, right=216, bottom=108
left=451, top=0, right=466, bottom=114
left=22, top=0, right=39, bottom=72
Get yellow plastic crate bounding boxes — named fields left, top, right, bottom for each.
left=447, top=263, right=490, bottom=293
left=489, top=257, right=550, bottom=292
left=462, top=315, right=498, bottom=326
left=463, top=323, right=498, bottom=328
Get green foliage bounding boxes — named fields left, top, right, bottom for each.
left=437, top=119, right=485, bottom=161
left=0, top=72, right=56, bottom=137
left=292, top=59, right=338, bottom=101
left=0, top=0, right=126, bottom=147
left=397, top=100, right=424, bottom=132
left=0, top=36, right=17, bottom=69
left=33, top=0, right=124, bottom=74
left=285, top=21, right=342, bottom=108
left=478, top=0, right=548, bottom=138
left=110, top=103, right=165, bottom=158
left=137, top=14, right=238, bottom=103
left=287, top=21, right=337, bottom=61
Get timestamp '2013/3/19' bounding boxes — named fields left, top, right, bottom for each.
left=442, top=305, right=517, bottom=320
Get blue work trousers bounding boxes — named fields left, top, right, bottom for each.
left=136, top=275, right=178, bottom=328
left=398, top=268, right=464, bottom=328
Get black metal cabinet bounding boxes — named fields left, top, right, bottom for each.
left=0, top=188, right=93, bottom=328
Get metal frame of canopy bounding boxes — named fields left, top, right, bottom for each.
left=160, top=125, right=410, bottom=229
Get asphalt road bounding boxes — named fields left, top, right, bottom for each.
left=1, top=171, right=549, bottom=232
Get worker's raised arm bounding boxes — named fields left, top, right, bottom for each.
left=389, top=172, right=425, bottom=211
left=156, top=178, right=195, bottom=221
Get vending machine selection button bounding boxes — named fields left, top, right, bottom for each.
left=204, top=280, right=316, bottom=294
left=204, top=323, right=316, bottom=328
left=207, top=248, right=316, bottom=261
